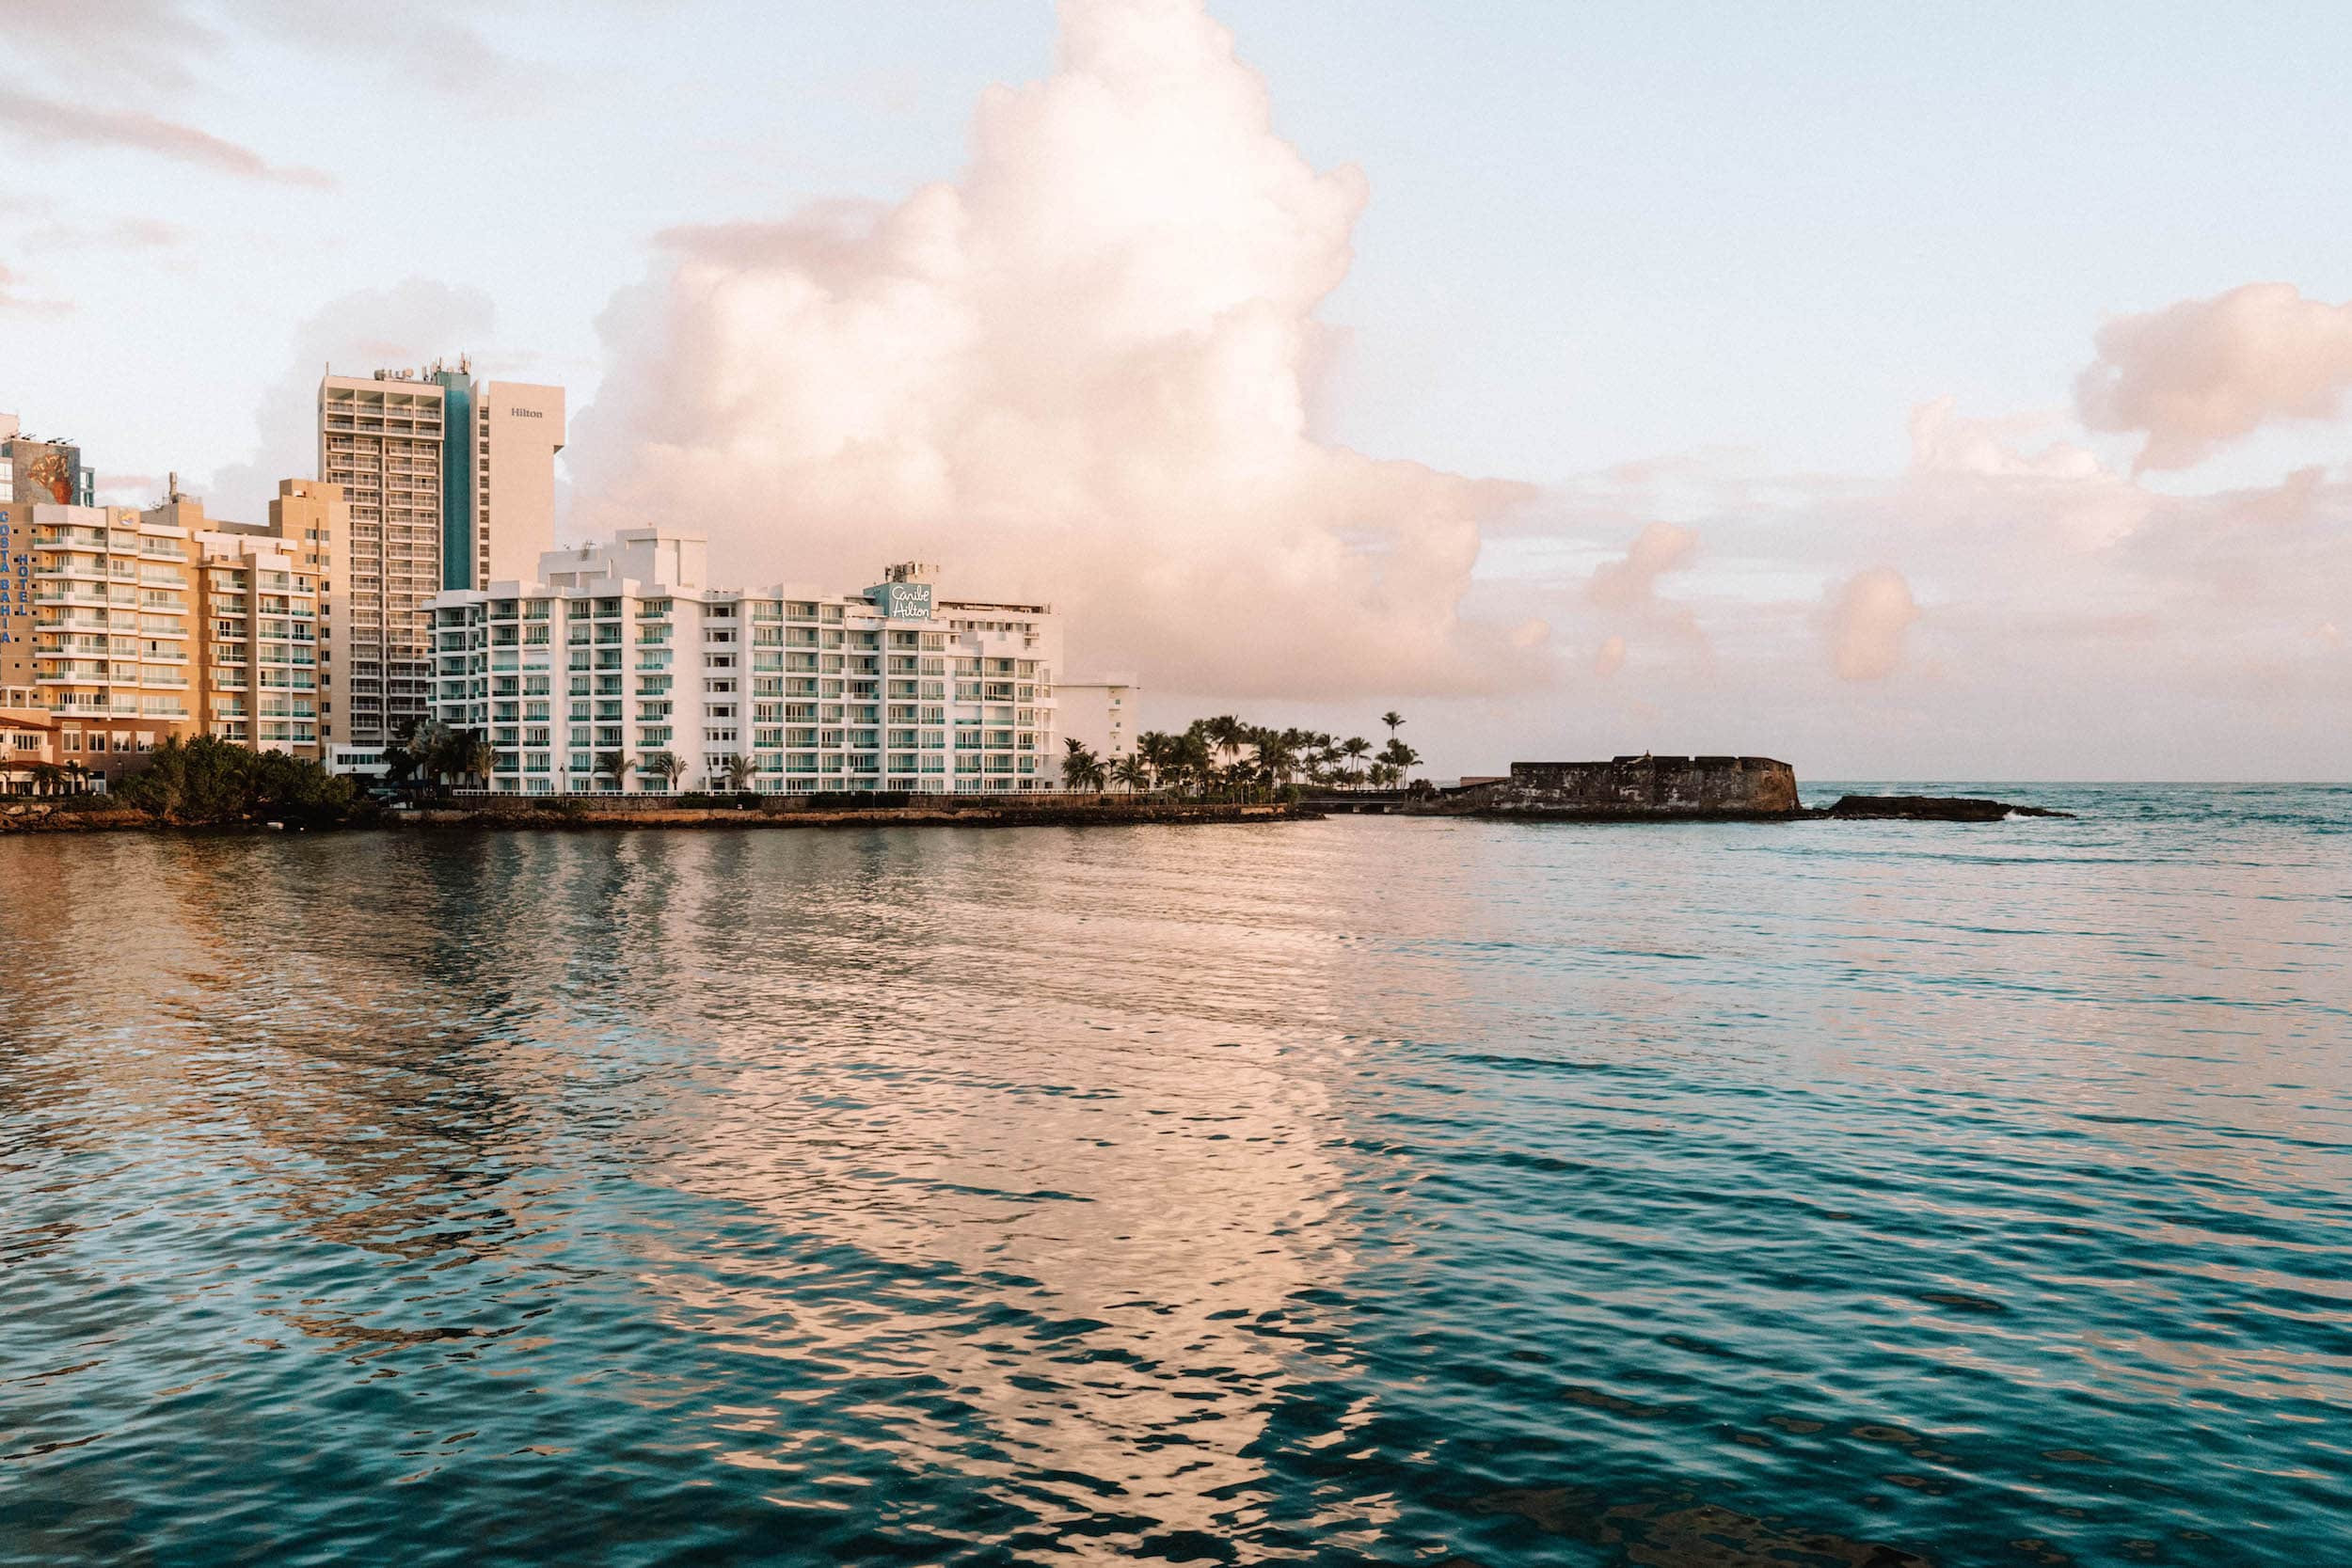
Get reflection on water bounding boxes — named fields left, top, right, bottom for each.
left=2, top=785, right=2349, bottom=1566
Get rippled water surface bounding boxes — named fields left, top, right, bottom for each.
left=3, top=784, right=2348, bottom=1566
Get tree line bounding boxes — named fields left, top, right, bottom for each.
left=113, top=736, right=358, bottom=826
left=1057, top=712, right=1422, bottom=798
left=383, top=719, right=699, bottom=796
left=381, top=712, right=1425, bottom=800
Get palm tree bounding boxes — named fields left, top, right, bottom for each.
left=1113, top=754, right=1151, bottom=794
left=1173, top=730, right=1214, bottom=797
left=1203, top=714, right=1248, bottom=764
left=723, top=753, right=756, bottom=795
left=387, top=716, right=452, bottom=789
left=1061, top=736, right=1105, bottom=792
left=1378, top=737, right=1421, bottom=789
left=412, top=724, right=485, bottom=794
left=649, top=751, right=688, bottom=793
left=1380, top=710, right=1405, bottom=742
left=1339, top=736, right=1372, bottom=786
left=458, top=731, right=496, bottom=791
left=596, top=750, right=630, bottom=793
left=1256, top=729, right=1298, bottom=787
left=1136, top=731, right=1174, bottom=790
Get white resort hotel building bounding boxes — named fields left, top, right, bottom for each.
left=427, top=530, right=1072, bottom=795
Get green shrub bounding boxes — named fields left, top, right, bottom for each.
left=116, top=737, right=358, bottom=827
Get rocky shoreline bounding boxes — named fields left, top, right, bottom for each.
left=1822, top=794, right=2074, bottom=821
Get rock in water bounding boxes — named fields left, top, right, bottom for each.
left=1827, top=795, right=2073, bottom=821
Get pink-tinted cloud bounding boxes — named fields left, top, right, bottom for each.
left=1824, top=567, right=1918, bottom=681
left=2074, top=283, right=2352, bottom=472
left=20, top=216, right=183, bottom=252
left=8, top=0, right=516, bottom=103
left=5, top=0, right=219, bottom=94
left=231, top=0, right=521, bottom=101
left=572, top=0, right=1538, bottom=697
left=1585, top=521, right=1699, bottom=609
left=1908, top=396, right=2102, bottom=481
left=204, top=278, right=497, bottom=519
left=0, top=261, right=70, bottom=315
left=0, top=87, right=332, bottom=187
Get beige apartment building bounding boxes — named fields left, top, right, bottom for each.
left=24, top=501, right=201, bottom=784
left=268, top=480, right=346, bottom=746
left=136, top=486, right=331, bottom=757
left=317, top=364, right=564, bottom=746
left=2, top=412, right=94, bottom=697
left=194, top=546, right=322, bottom=759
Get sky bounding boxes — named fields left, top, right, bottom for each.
left=3, top=0, right=2347, bottom=780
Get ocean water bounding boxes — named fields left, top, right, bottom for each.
left=1, top=784, right=2346, bottom=1567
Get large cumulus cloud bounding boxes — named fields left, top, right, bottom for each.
left=568, top=0, right=1539, bottom=696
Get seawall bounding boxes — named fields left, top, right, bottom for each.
left=2, top=795, right=1314, bottom=835
left=389, top=798, right=1311, bottom=832
left=0, top=801, right=152, bottom=834
left=1425, top=755, right=1801, bottom=820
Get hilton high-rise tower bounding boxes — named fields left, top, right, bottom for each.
left=316, top=362, right=564, bottom=744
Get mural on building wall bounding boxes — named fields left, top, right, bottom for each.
left=23, top=451, right=75, bottom=505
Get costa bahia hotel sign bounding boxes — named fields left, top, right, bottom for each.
left=876, top=580, right=932, bottom=620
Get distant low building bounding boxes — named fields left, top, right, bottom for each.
left=326, top=744, right=391, bottom=779
left=1, top=709, right=61, bottom=793
left=1056, top=675, right=1139, bottom=773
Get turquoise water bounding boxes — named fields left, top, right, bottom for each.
left=2, top=784, right=2346, bottom=1565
